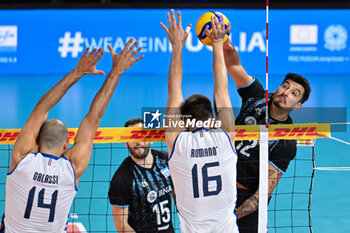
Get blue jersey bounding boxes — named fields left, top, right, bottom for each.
left=108, top=150, right=174, bottom=233
left=235, top=78, right=297, bottom=192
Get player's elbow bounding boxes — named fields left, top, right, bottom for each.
left=114, top=221, right=129, bottom=233
left=114, top=223, right=124, bottom=233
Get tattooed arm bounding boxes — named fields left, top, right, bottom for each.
left=236, top=163, right=283, bottom=219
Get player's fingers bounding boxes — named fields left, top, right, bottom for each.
left=220, top=15, right=225, bottom=29
left=94, top=47, right=103, bottom=58
left=133, top=55, right=144, bottom=63
left=226, top=21, right=231, bottom=33
left=211, top=16, right=217, bottom=32
left=108, top=45, right=115, bottom=55
left=160, top=22, right=169, bottom=34
left=171, top=9, right=176, bottom=27
left=205, top=29, right=210, bottom=37
left=131, top=46, right=142, bottom=57
left=95, top=70, right=106, bottom=75
left=185, top=24, right=192, bottom=35
left=123, top=38, right=135, bottom=53
left=83, top=47, right=89, bottom=56
left=128, top=40, right=139, bottom=54
left=166, top=13, right=172, bottom=30
left=90, top=48, right=98, bottom=56
left=96, top=50, right=105, bottom=61
left=177, top=11, right=182, bottom=28
left=214, top=16, right=220, bottom=29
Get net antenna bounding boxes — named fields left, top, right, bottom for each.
left=258, top=0, right=270, bottom=232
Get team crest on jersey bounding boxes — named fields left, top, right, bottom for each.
left=147, top=190, right=158, bottom=203
left=161, top=167, right=170, bottom=178
left=244, top=116, right=257, bottom=125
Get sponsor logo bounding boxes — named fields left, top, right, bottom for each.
left=159, top=186, right=172, bottom=197
left=0, top=131, right=19, bottom=142
left=123, top=130, right=165, bottom=140
left=0, top=124, right=330, bottom=145
left=269, top=127, right=320, bottom=138
left=67, top=130, right=113, bottom=142
left=324, top=24, right=348, bottom=51
left=147, top=190, right=157, bottom=203
left=0, top=26, right=17, bottom=52
left=244, top=116, right=257, bottom=125
left=290, top=25, right=318, bottom=45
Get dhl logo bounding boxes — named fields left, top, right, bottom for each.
left=269, top=126, right=329, bottom=139
left=67, top=130, right=114, bottom=142
left=270, top=127, right=316, bottom=137
left=0, top=124, right=330, bottom=145
left=0, top=130, right=114, bottom=144
left=0, top=132, right=20, bottom=142
left=120, top=130, right=165, bottom=140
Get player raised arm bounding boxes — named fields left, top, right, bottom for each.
left=223, top=38, right=253, bottom=87
left=65, top=39, right=144, bottom=185
left=10, top=48, right=106, bottom=173
left=206, top=15, right=235, bottom=141
left=160, top=9, right=191, bottom=154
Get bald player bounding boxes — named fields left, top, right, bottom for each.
left=1, top=39, right=143, bottom=233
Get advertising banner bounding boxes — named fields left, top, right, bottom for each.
left=0, top=9, right=349, bottom=76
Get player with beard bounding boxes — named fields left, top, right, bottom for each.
left=223, top=40, right=311, bottom=233
left=108, top=118, right=174, bottom=233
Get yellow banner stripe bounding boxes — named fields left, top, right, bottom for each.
left=0, top=123, right=330, bottom=145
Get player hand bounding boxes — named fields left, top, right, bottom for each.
left=223, top=38, right=234, bottom=50
left=206, top=15, right=231, bottom=44
left=74, top=47, right=106, bottom=76
left=160, top=9, right=192, bottom=48
left=108, top=38, right=144, bottom=74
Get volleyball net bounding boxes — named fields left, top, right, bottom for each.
left=0, top=123, right=333, bottom=232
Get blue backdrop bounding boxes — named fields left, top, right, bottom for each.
left=0, top=9, right=349, bottom=76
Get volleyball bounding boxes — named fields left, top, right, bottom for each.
left=196, top=11, right=230, bottom=46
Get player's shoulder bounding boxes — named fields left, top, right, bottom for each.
left=151, top=149, right=168, bottom=161
left=237, top=78, right=267, bottom=105
left=111, top=157, right=133, bottom=182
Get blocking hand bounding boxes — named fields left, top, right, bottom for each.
left=206, top=15, right=231, bottom=44
left=160, top=9, right=192, bottom=47
left=108, top=38, right=144, bottom=74
left=74, top=47, right=106, bottom=76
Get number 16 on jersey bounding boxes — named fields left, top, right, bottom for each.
left=192, top=162, right=222, bottom=198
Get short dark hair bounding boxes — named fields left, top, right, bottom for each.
left=283, top=73, right=311, bottom=104
left=125, top=117, right=143, bottom=127
left=180, top=94, right=213, bottom=121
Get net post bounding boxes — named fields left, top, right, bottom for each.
left=258, top=125, right=269, bottom=233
